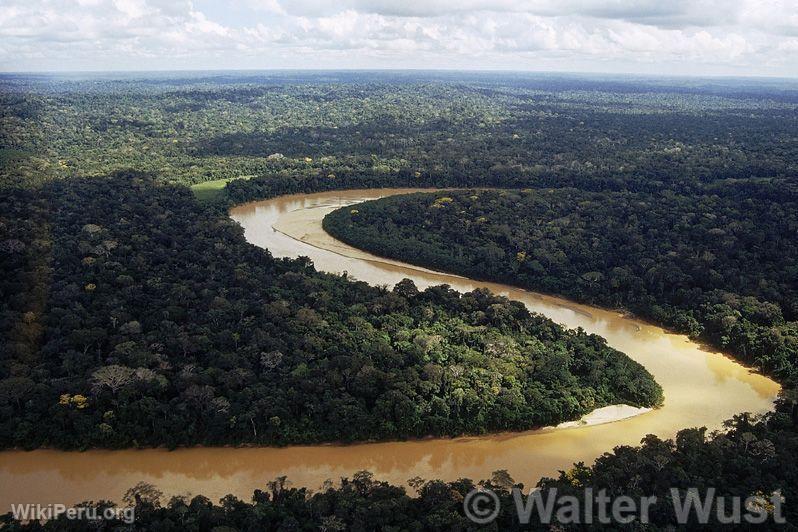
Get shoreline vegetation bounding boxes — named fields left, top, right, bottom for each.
left=0, top=175, right=662, bottom=451
left=323, top=188, right=798, bottom=390
left=277, top=195, right=776, bottom=368
left=0, top=405, right=655, bottom=454
left=4, top=408, right=797, bottom=529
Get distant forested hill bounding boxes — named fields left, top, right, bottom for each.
left=2, top=72, right=796, bottom=193
left=324, top=186, right=798, bottom=386
left=0, top=174, right=662, bottom=449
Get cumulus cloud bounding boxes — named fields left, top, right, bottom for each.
left=0, top=0, right=795, bottom=75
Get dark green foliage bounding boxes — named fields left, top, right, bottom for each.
left=324, top=187, right=798, bottom=386
left=0, top=174, right=661, bottom=449
left=3, top=71, right=798, bottom=528
left=2, top=72, right=797, bottom=192
left=539, top=406, right=798, bottom=529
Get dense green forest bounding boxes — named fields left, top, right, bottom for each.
left=324, top=186, right=798, bottom=386
left=2, top=72, right=797, bottom=194
left=0, top=174, right=661, bottom=448
left=2, top=72, right=798, bottom=528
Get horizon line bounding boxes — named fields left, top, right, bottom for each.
left=1, top=67, right=797, bottom=82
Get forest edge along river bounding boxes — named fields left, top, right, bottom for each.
left=0, top=188, right=780, bottom=512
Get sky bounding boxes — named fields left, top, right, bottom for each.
left=0, top=0, right=797, bottom=77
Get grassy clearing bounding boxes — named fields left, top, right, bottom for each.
left=190, top=175, right=253, bottom=202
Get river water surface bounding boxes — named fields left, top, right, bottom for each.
left=0, top=189, right=780, bottom=512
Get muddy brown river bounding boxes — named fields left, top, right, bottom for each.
left=0, top=189, right=780, bottom=511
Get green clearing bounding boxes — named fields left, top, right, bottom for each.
left=190, top=175, right=252, bottom=202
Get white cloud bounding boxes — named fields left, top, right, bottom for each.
left=0, top=0, right=796, bottom=75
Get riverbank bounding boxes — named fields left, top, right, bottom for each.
left=0, top=189, right=778, bottom=512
